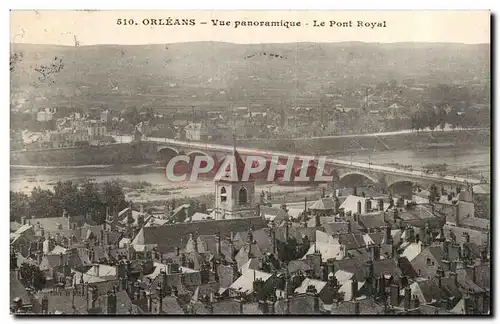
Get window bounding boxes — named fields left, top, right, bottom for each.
left=220, top=187, right=227, bottom=202
left=426, top=258, right=432, bottom=266
left=239, top=187, right=248, bottom=205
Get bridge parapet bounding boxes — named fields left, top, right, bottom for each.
left=144, top=137, right=483, bottom=188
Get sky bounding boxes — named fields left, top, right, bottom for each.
left=10, top=10, right=490, bottom=46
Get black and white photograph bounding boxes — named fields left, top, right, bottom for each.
left=9, top=10, right=491, bottom=315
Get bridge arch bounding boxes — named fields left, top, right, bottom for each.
left=157, top=146, right=179, bottom=155
left=156, top=147, right=180, bottom=164
left=186, top=150, right=210, bottom=159
left=338, top=171, right=378, bottom=188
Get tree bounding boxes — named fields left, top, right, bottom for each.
left=53, top=181, right=80, bottom=217
left=10, top=191, right=29, bottom=222
left=436, top=105, right=447, bottom=131
left=80, top=181, right=104, bottom=223
left=100, top=180, right=127, bottom=212
left=10, top=52, right=23, bottom=72
left=19, top=263, right=46, bottom=291
left=123, top=107, right=141, bottom=126
left=27, top=187, right=58, bottom=218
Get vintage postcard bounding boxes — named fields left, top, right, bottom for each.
left=9, top=10, right=491, bottom=315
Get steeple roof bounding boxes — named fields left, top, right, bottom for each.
left=219, top=136, right=249, bottom=182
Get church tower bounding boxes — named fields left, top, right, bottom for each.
left=213, top=136, right=255, bottom=220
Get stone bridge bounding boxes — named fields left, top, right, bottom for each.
left=132, top=136, right=484, bottom=198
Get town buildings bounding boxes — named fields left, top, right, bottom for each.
left=10, top=162, right=491, bottom=315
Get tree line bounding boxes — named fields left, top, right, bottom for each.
left=10, top=180, right=128, bottom=224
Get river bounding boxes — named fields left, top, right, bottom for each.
left=10, top=146, right=490, bottom=202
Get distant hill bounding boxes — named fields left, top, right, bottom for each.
left=10, top=42, right=490, bottom=113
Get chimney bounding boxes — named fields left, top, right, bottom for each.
left=239, top=297, right=244, bottom=314
left=464, top=295, right=474, bottom=315
left=436, top=267, right=444, bottom=288
left=450, top=272, right=458, bottom=286
left=41, top=295, right=49, bottom=314
left=215, top=232, right=221, bottom=256
left=413, top=295, right=420, bottom=309
left=88, top=285, right=98, bottom=309
left=403, top=287, right=411, bottom=310
left=384, top=225, right=392, bottom=244
left=353, top=300, right=360, bottom=315
left=140, top=205, right=144, bottom=214
left=357, top=201, right=362, bottom=215
left=59, top=253, right=64, bottom=267
left=406, top=227, right=415, bottom=243
left=271, top=228, right=276, bottom=254
left=400, top=275, right=409, bottom=288
left=327, top=258, right=335, bottom=277
left=147, top=293, right=153, bottom=313
left=377, top=275, right=385, bottom=297
left=156, top=284, right=163, bottom=314
left=285, top=221, right=290, bottom=241
left=315, top=214, right=320, bottom=228
left=107, top=292, right=117, bottom=314
left=370, top=245, right=380, bottom=261
left=192, top=233, right=198, bottom=253
left=258, top=300, right=268, bottom=314
left=366, top=259, right=374, bottom=280
left=267, top=298, right=275, bottom=314
left=480, top=245, right=488, bottom=263
left=351, top=277, right=358, bottom=301
left=390, top=283, right=399, bottom=307
left=364, top=200, right=370, bottom=213
left=378, top=199, right=384, bottom=211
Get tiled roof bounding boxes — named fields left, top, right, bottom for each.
left=160, top=296, right=184, bottom=314
left=274, top=294, right=322, bottom=314
left=85, top=264, right=117, bottom=278
left=338, top=280, right=366, bottom=303
left=229, top=268, right=272, bottom=295
left=330, top=297, right=384, bottom=314
left=274, top=226, right=316, bottom=243
left=459, top=216, right=490, bottom=231
left=132, top=217, right=266, bottom=253
left=10, top=222, right=23, bottom=233
left=10, top=271, right=31, bottom=306
left=47, top=245, right=67, bottom=255
left=358, top=212, right=386, bottom=229
left=310, top=198, right=337, bottom=211
left=322, top=222, right=350, bottom=235
left=15, top=224, right=33, bottom=235
left=212, top=299, right=242, bottom=314
left=288, top=260, right=313, bottom=274
left=443, top=224, right=488, bottom=246
left=401, top=241, right=423, bottom=262
left=37, top=288, right=89, bottom=314
left=302, top=242, right=343, bottom=262
left=260, top=206, right=288, bottom=222
left=338, top=233, right=366, bottom=250
left=340, top=196, right=381, bottom=215
left=295, top=278, right=327, bottom=294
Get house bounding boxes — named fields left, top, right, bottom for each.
left=184, top=123, right=209, bottom=141
left=294, top=277, right=338, bottom=304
